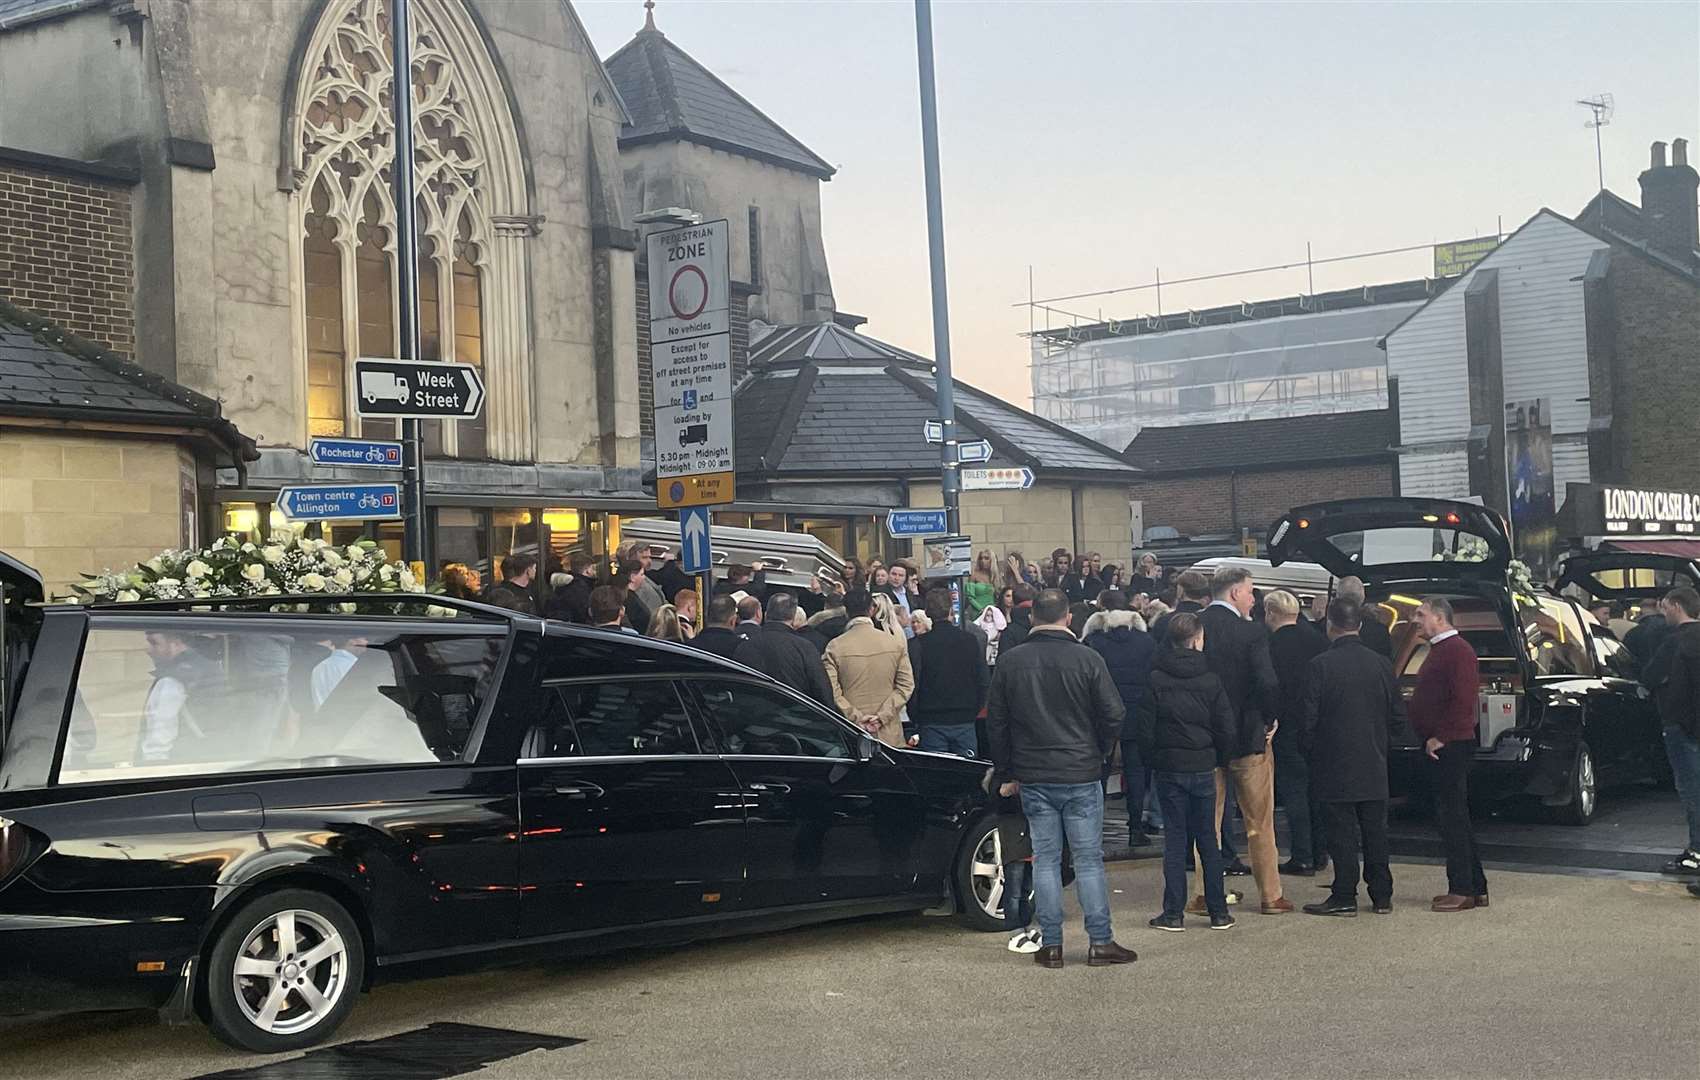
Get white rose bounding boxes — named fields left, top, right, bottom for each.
left=185, top=560, right=210, bottom=579
left=321, top=548, right=345, bottom=569
left=116, top=589, right=140, bottom=602
left=333, top=568, right=354, bottom=587
left=261, top=545, right=285, bottom=565
left=426, top=605, right=456, bottom=619
left=346, top=544, right=366, bottom=561
left=300, top=572, right=327, bottom=592
left=355, top=566, right=373, bottom=583
left=241, top=542, right=256, bottom=553
left=379, top=565, right=396, bottom=583
left=399, top=568, right=418, bottom=590
left=338, top=602, right=358, bottom=614
left=242, top=563, right=267, bottom=583
left=145, top=556, right=165, bottom=573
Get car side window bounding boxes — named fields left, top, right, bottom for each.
left=1519, top=597, right=1593, bottom=678
left=60, top=620, right=503, bottom=784
left=694, top=679, right=855, bottom=760
left=553, top=680, right=698, bottom=757
left=1593, top=631, right=1640, bottom=680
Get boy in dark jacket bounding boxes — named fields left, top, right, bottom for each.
left=1136, top=612, right=1238, bottom=931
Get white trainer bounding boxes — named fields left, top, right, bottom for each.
left=1006, top=927, right=1043, bottom=954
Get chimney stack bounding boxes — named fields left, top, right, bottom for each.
left=1638, top=136, right=1699, bottom=262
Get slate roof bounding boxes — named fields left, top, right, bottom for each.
left=1573, top=188, right=1700, bottom=284
left=736, top=323, right=1136, bottom=480
left=603, top=18, right=834, bottom=180
left=0, top=0, right=103, bottom=30
left=1122, top=408, right=1395, bottom=474
left=0, top=295, right=255, bottom=459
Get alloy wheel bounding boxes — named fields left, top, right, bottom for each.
left=969, top=827, right=1006, bottom=919
left=232, top=908, right=350, bottom=1036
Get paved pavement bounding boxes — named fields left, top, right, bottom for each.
left=1104, top=785, right=1687, bottom=875
left=4, top=860, right=1696, bottom=1080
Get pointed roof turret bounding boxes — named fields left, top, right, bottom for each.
left=603, top=13, right=835, bottom=179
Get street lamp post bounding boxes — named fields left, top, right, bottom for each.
left=391, top=0, right=426, bottom=568
left=913, top=0, right=960, bottom=541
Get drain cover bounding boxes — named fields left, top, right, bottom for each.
left=192, top=1022, right=584, bottom=1080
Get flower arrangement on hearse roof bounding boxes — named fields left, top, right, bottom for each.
left=73, top=533, right=450, bottom=615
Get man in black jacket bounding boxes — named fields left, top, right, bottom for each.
left=801, top=598, right=850, bottom=654
left=1641, top=586, right=1700, bottom=883
left=1200, top=566, right=1290, bottom=915
left=907, top=589, right=990, bottom=756
left=544, top=552, right=597, bottom=623
left=1150, top=570, right=1209, bottom=641
left=1298, top=599, right=1404, bottom=916
left=744, top=592, right=835, bottom=710
left=987, top=589, right=1137, bottom=969
left=694, top=594, right=757, bottom=664
left=1266, top=589, right=1329, bottom=876
left=1337, top=577, right=1392, bottom=660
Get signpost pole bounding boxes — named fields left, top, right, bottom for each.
left=391, top=0, right=426, bottom=569
left=913, top=0, right=961, bottom=544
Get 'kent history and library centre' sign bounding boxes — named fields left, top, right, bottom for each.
left=1603, top=486, right=1700, bottom=534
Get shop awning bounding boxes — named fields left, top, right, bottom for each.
left=1606, top=539, right=1700, bottom=559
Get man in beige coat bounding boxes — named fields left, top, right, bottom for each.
left=825, top=588, right=915, bottom=748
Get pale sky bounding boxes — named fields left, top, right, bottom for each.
left=576, top=0, right=1700, bottom=407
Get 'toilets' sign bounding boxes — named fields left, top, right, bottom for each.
left=647, top=219, right=734, bottom=508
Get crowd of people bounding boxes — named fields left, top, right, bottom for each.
left=446, top=539, right=1700, bottom=964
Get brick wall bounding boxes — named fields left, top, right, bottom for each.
left=1608, top=254, right=1700, bottom=491
left=0, top=157, right=135, bottom=357
left=0, top=431, right=193, bottom=595
left=1131, top=461, right=1395, bottom=542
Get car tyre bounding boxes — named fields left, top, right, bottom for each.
left=204, top=888, right=364, bottom=1054
left=955, top=817, right=1018, bottom=932
left=1555, top=743, right=1598, bottom=826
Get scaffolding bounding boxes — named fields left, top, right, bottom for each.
left=1024, top=242, right=1478, bottom=452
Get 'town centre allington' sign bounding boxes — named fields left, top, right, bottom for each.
left=648, top=219, right=734, bottom=509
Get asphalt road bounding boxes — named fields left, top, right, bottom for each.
left=4, top=861, right=1696, bottom=1080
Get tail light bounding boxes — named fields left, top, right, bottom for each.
left=0, top=816, right=44, bottom=890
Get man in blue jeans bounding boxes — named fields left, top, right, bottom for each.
left=987, top=589, right=1138, bottom=967
left=1641, top=586, right=1700, bottom=892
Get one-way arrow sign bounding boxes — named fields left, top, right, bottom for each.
left=679, top=506, right=712, bottom=575
left=353, top=358, right=485, bottom=420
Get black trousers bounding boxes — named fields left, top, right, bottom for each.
left=1323, top=799, right=1391, bottom=906
left=1431, top=740, right=1489, bottom=897
left=1273, top=734, right=1327, bottom=866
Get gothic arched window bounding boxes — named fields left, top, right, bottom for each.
left=289, top=0, right=530, bottom=459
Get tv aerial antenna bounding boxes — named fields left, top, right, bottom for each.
left=1577, top=93, right=1614, bottom=215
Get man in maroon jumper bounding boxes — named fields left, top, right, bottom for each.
left=1410, top=596, right=1487, bottom=912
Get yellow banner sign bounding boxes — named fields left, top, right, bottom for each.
left=1433, top=236, right=1499, bottom=278
left=657, top=471, right=736, bottom=509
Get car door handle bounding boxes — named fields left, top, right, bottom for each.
left=554, top=783, right=605, bottom=798
left=746, top=782, right=790, bottom=793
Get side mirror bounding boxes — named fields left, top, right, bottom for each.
left=856, top=735, right=880, bottom=763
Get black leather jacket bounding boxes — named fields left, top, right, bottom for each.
left=986, top=629, right=1125, bottom=784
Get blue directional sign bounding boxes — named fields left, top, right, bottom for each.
left=679, top=506, right=713, bottom=575
left=277, top=483, right=402, bottom=522
left=308, top=437, right=403, bottom=468
left=887, top=508, right=949, bottom=539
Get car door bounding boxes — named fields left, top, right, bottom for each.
left=516, top=676, right=747, bottom=939
left=686, top=676, right=924, bottom=908
left=1585, top=623, right=1665, bottom=782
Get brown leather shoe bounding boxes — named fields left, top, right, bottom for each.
left=1474, top=894, right=1490, bottom=908
left=1431, top=894, right=1477, bottom=912
left=1086, top=941, right=1138, bottom=966
left=1034, top=944, right=1063, bottom=969
left=1261, top=896, right=1294, bottom=915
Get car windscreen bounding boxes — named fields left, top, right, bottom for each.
left=57, top=617, right=506, bottom=784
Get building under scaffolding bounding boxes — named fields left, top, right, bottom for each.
left=1029, top=277, right=1451, bottom=452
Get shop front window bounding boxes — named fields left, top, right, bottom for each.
left=436, top=507, right=492, bottom=587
